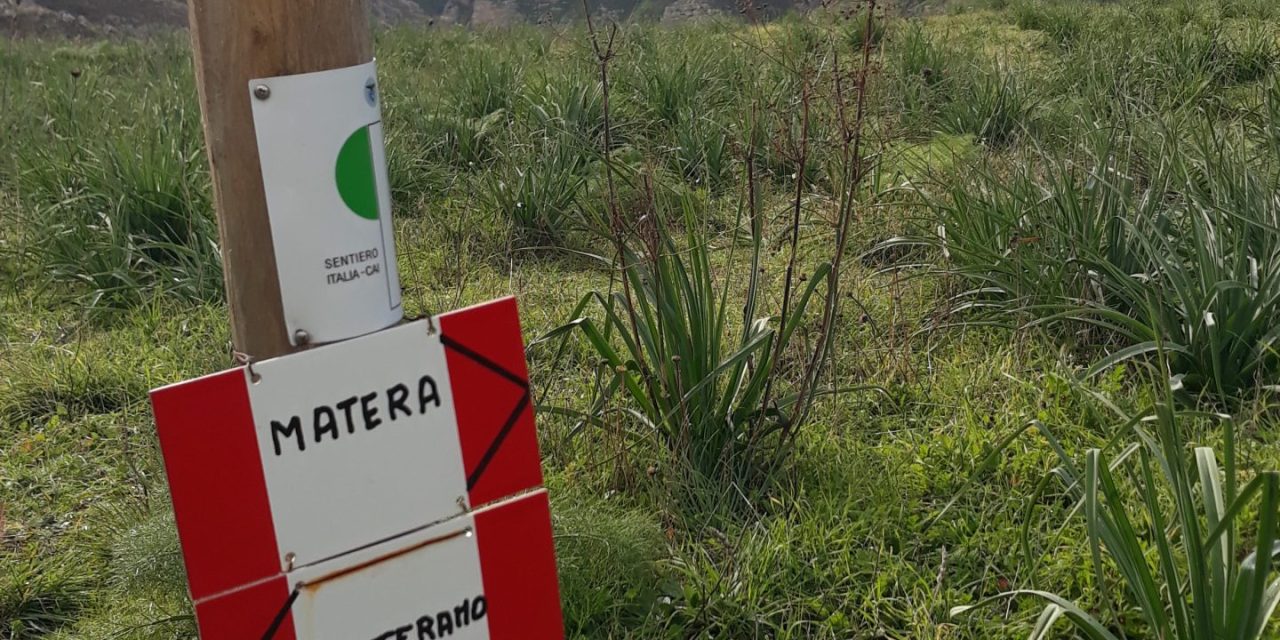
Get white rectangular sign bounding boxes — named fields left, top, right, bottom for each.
left=248, top=320, right=467, bottom=568
left=151, top=298, right=564, bottom=640
left=250, top=60, right=403, bottom=345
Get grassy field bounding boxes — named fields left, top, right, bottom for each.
left=3, top=0, right=1280, bottom=638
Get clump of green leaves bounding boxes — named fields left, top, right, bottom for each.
left=913, top=116, right=1279, bottom=399
left=1, top=550, right=91, bottom=639
left=10, top=74, right=222, bottom=315
left=940, top=66, right=1037, bottom=148
left=1010, top=0, right=1088, bottom=49
left=889, top=22, right=965, bottom=136
left=551, top=191, right=832, bottom=491
left=483, top=133, right=592, bottom=245
left=956, top=397, right=1280, bottom=639
left=553, top=492, right=665, bottom=634
left=446, top=52, right=519, bottom=119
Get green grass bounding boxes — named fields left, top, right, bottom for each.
left=3, top=1, right=1280, bottom=639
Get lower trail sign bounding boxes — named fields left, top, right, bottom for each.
left=150, top=298, right=563, bottom=639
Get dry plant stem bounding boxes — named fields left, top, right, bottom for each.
left=582, top=0, right=642, bottom=367
left=744, top=102, right=762, bottom=332
left=786, top=0, right=878, bottom=442
left=582, top=0, right=653, bottom=481
left=759, top=74, right=812, bottom=423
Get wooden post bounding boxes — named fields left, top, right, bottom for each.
left=189, top=0, right=373, bottom=360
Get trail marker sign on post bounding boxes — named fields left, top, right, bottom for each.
left=249, top=61, right=403, bottom=346
left=151, top=298, right=564, bottom=639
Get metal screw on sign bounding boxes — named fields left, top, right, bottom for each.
left=253, top=84, right=271, bottom=101
left=294, top=330, right=311, bottom=346
left=284, top=552, right=296, bottom=571
left=456, top=496, right=467, bottom=511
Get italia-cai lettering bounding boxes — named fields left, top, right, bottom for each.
left=269, top=375, right=441, bottom=456
left=324, top=248, right=379, bottom=270
left=324, top=247, right=382, bottom=285
left=370, top=595, right=487, bottom=640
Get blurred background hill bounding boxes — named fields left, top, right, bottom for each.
left=0, top=0, right=824, bottom=36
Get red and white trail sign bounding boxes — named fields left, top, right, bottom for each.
left=150, top=298, right=563, bottom=640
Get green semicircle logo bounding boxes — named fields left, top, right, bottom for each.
left=335, top=126, right=381, bottom=221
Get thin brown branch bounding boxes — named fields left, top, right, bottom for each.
left=786, top=0, right=880, bottom=444
left=759, top=71, right=812, bottom=425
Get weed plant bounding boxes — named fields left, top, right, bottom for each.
left=957, top=381, right=1280, bottom=640
left=912, top=115, right=1280, bottom=400
left=10, top=73, right=221, bottom=314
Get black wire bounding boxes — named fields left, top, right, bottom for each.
left=440, top=333, right=530, bottom=390
left=438, top=332, right=533, bottom=491
left=465, top=391, right=530, bottom=490
left=261, top=585, right=301, bottom=640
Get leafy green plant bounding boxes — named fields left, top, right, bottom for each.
left=889, top=22, right=969, bottom=137
left=955, top=399, right=1280, bottom=639
left=840, top=9, right=886, bottom=51
left=549, top=192, right=832, bottom=489
left=1219, top=25, right=1278, bottom=84
left=909, top=118, right=1279, bottom=399
left=422, top=109, right=507, bottom=169
left=1, top=550, right=91, bottom=639
left=553, top=493, right=664, bottom=635
left=1010, top=0, right=1088, bottom=49
left=483, top=134, right=591, bottom=245
left=625, top=45, right=723, bottom=132
left=541, top=3, right=881, bottom=501
left=941, top=66, right=1036, bottom=148
left=524, top=71, right=609, bottom=147
left=446, top=53, right=518, bottom=119
left=11, top=83, right=222, bottom=314
left=1076, top=125, right=1280, bottom=397
left=670, top=109, right=733, bottom=192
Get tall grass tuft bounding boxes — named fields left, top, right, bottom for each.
left=1, top=550, right=91, bottom=638
left=483, top=133, right=591, bottom=245
left=1010, top=0, right=1087, bottom=49
left=889, top=22, right=963, bottom=137
left=956, top=392, right=1280, bottom=639
left=10, top=77, right=222, bottom=314
left=940, top=66, right=1036, bottom=148
left=912, top=117, right=1279, bottom=400
left=550, top=189, right=831, bottom=494
left=544, top=5, right=881, bottom=507
left=446, top=52, right=519, bottom=119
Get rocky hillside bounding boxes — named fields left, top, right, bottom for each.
left=0, top=0, right=780, bottom=36
left=0, top=0, right=440, bottom=37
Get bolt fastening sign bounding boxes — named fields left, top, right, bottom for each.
left=150, top=298, right=564, bottom=639
left=250, top=60, right=403, bottom=346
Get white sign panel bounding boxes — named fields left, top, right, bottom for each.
left=289, top=514, right=489, bottom=640
left=151, top=298, right=565, bottom=639
left=247, top=320, right=467, bottom=568
left=250, top=60, right=403, bottom=345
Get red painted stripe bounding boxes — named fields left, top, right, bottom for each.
left=150, top=369, right=281, bottom=602
left=195, top=576, right=296, bottom=640
left=439, top=297, right=544, bottom=506
left=475, top=491, right=564, bottom=639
